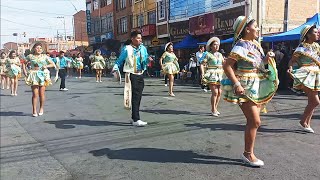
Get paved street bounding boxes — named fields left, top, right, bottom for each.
left=1, top=76, right=320, bottom=180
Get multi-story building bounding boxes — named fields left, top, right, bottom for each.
left=73, top=10, right=89, bottom=46
left=114, top=0, right=133, bottom=44
left=155, top=0, right=319, bottom=46
left=132, top=0, right=157, bottom=47
left=3, top=42, right=30, bottom=55
left=155, top=0, right=170, bottom=46
left=86, top=0, right=116, bottom=50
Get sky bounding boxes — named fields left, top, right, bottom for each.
left=1, top=0, right=86, bottom=48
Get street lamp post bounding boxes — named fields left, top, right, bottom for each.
left=57, top=16, right=67, bottom=42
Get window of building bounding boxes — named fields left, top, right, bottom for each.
left=101, top=14, right=113, bottom=33
left=158, top=0, right=165, bottom=20
left=93, top=0, right=99, bottom=10
left=137, top=14, right=144, bottom=27
left=106, top=14, right=113, bottom=32
left=100, top=0, right=112, bottom=7
left=148, top=11, right=156, bottom=24
left=92, top=18, right=101, bottom=34
left=100, top=0, right=105, bottom=8
left=120, top=0, right=126, bottom=9
left=118, top=17, right=127, bottom=34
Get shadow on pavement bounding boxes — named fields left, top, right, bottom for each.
left=44, top=119, right=132, bottom=129
left=185, top=123, right=306, bottom=134
left=0, top=94, right=12, bottom=96
left=97, top=86, right=123, bottom=89
left=113, top=93, right=161, bottom=97
left=0, top=111, right=27, bottom=116
left=262, top=113, right=319, bottom=120
left=141, top=109, right=206, bottom=116
left=89, top=147, right=246, bottom=166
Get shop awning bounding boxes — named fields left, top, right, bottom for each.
left=174, top=34, right=200, bottom=49
left=197, top=37, right=234, bottom=45
left=263, top=13, right=320, bottom=42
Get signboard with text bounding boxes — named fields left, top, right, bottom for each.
left=86, top=10, right=92, bottom=35
left=214, top=6, right=245, bottom=36
left=189, top=13, right=215, bottom=35
left=170, top=20, right=189, bottom=41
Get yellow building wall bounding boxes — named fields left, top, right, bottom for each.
left=132, top=0, right=156, bottom=28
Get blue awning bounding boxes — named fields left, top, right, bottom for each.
left=263, top=13, right=320, bottom=42
left=99, top=48, right=111, bottom=55
left=174, top=34, right=200, bottom=49
left=197, top=37, right=234, bottom=45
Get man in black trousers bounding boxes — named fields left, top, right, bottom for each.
left=112, top=31, right=151, bottom=127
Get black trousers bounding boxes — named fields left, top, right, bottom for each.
left=58, top=68, right=67, bottom=89
left=197, top=66, right=202, bottom=85
left=190, top=67, right=197, bottom=81
left=130, top=74, right=144, bottom=121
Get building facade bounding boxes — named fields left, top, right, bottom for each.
left=155, top=0, right=170, bottom=46
left=114, top=0, right=133, bottom=44
left=132, top=0, right=157, bottom=46
left=86, top=0, right=115, bottom=48
left=74, top=10, right=89, bottom=45
left=261, top=0, right=320, bottom=35
left=3, top=42, right=30, bottom=55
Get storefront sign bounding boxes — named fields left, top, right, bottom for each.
left=133, top=25, right=156, bottom=37
left=101, top=32, right=113, bottom=41
left=189, top=13, right=215, bottom=35
left=214, top=6, right=245, bottom=36
left=106, top=32, right=113, bottom=39
left=86, top=10, right=92, bottom=35
left=151, top=37, right=159, bottom=46
left=170, top=20, right=189, bottom=40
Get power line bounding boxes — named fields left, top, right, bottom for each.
left=1, top=18, right=65, bottom=30
left=0, top=5, right=74, bottom=16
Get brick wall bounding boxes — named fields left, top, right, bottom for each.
left=74, top=11, right=88, bottom=42
left=263, top=0, right=319, bottom=34
left=114, top=0, right=133, bottom=42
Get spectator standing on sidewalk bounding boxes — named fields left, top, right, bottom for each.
left=189, top=53, right=197, bottom=84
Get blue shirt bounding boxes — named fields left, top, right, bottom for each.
left=57, top=56, right=72, bottom=69
left=114, top=44, right=149, bottom=71
left=199, top=51, right=208, bottom=63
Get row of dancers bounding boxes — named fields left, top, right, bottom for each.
left=1, top=14, right=319, bottom=167
left=111, top=15, right=319, bottom=167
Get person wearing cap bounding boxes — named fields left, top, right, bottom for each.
left=160, top=42, right=180, bottom=96
left=288, top=24, right=320, bottom=133
left=23, top=42, right=58, bottom=117
left=112, top=30, right=151, bottom=127
left=222, top=15, right=278, bottom=167
left=90, top=50, right=106, bottom=82
left=201, top=37, right=225, bottom=117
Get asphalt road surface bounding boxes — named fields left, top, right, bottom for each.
left=1, top=76, right=319, bottom=180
